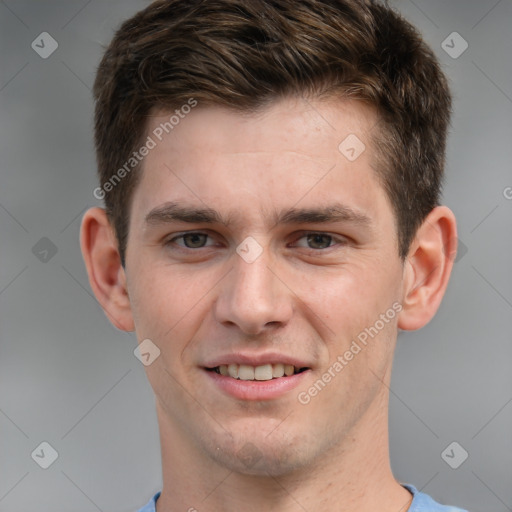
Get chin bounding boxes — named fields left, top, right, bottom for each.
left=215, top=445, right=307, bottom=477
left=201, top=423, right=314, bottom=477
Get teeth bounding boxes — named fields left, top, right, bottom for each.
left=255, top=364, right=273, bottom=381
left=228, top=364, right=239, bottom=379
left=238, top=364, right=255, bottom=380
left=215, top=363, right=305, bottom=381
left=272, top=363, right=284, bottom=378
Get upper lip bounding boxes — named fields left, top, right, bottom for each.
left=203, top=352, right=312, bottom=369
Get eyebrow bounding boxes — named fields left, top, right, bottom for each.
left=144, top=201, right=372, bottom=229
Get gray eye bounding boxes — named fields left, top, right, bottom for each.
left=182, top=233, right=208, bottom=248
left=306, top=234, right=332, bottom=249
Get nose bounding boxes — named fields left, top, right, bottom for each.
left=214, top=250, right=294, bottom=336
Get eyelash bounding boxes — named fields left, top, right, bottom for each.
left=164, top=231, right=347, bottom=251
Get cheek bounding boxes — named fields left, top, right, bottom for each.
left=303, top=265, right=381, bottom=322
left=303, top=261, right=401, bottom=352
left=129, top=265, right=214, bottom=344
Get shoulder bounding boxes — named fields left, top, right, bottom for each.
left=403, top=484, right=469, bottom=512
left=135, top=491, right=161, bottom=512
left=135, top=487, right=469, bottom=512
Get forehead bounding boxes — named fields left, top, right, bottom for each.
left=130, top=96, right=389, bottom=229
left=146, top=96, right=376, bottom=157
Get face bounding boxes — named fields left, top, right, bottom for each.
left=124, top=96, right=406, bottom=475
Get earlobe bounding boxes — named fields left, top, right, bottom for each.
left=80, top=207, right=135, bottom=332
left=397, top=206, right=457, bottom=331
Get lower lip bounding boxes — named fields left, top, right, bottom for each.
left=204, top=368, right=311, bottom=401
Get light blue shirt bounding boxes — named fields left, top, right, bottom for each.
left=136, top=484, right=468, bottom=511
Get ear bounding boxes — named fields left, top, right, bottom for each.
left=398, top=206, right=457, bottom=331
left=80, top=207, right=135, bottom=331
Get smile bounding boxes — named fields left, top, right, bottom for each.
left=209, top=363, right=309, bottom=381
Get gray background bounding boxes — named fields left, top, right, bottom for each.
left=1, top=0, right=511, bottom=511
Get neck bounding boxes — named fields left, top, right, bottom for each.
left=154, top=388, right=413, bottom=512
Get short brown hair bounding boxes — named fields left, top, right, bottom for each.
left=93, top=0, right=452, bottom=267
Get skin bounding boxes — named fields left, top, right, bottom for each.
left=81, top=96, right=457, bottom=512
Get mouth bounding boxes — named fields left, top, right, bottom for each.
left=206, top=363, right=310, bottom=381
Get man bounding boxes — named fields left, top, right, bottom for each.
left=80, top=1, right=468, bottom=511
